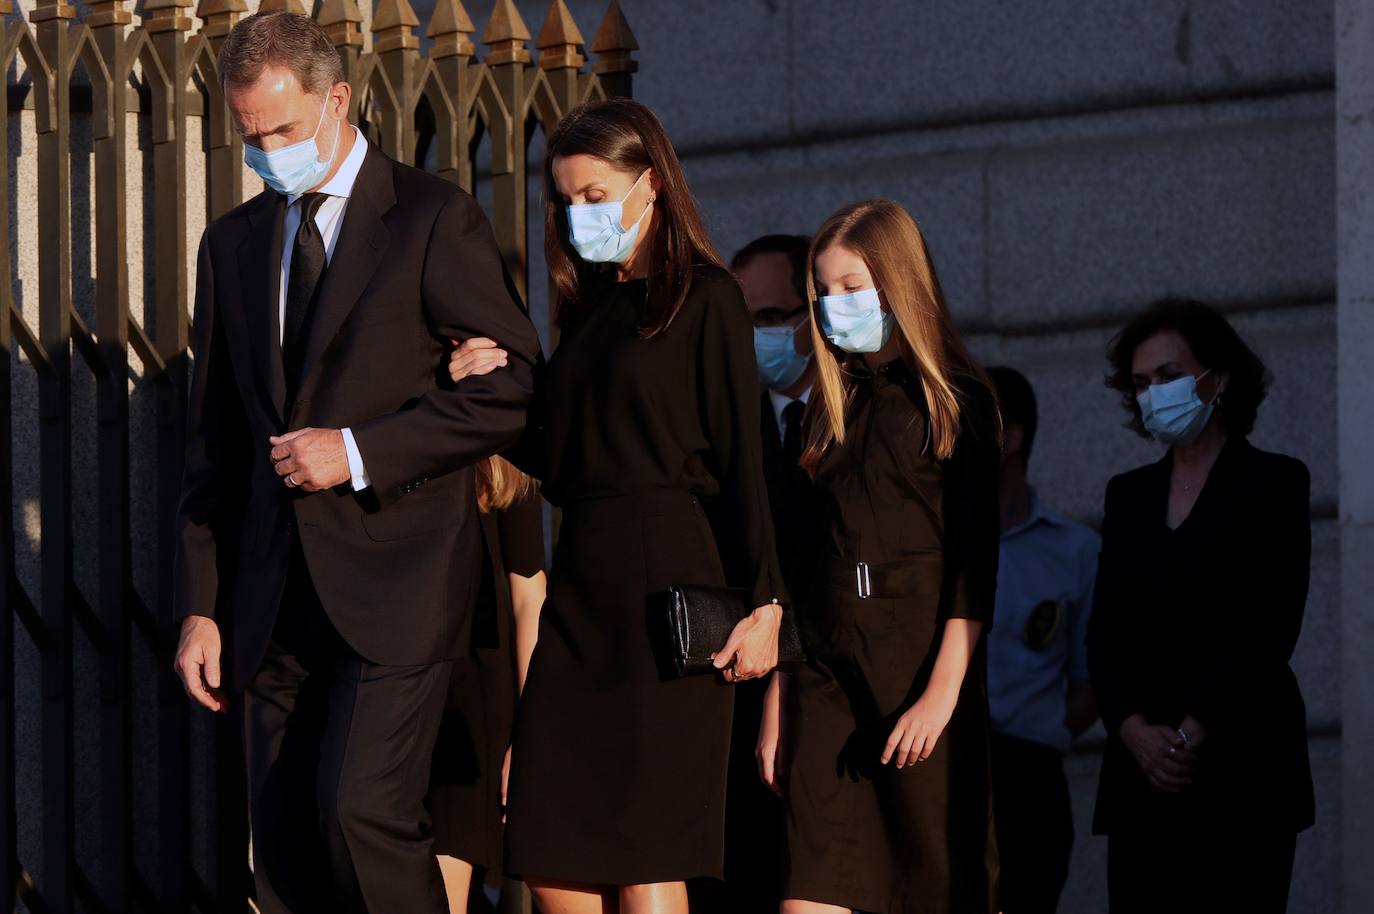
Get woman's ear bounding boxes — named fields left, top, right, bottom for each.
left=1209, top=369, right=1230, bottom=404
left=646, top=167, right=659, bottom=203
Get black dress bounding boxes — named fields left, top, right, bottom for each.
left=1087, top=437, right=1313, bottom=914
left=503, top=265, right=787, bottom=885
left=429, top=490, right=545, bottom=874
left=783, top=359, right=1001, bottom=914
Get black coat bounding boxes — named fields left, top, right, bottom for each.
left=1087, top=437, right=1315, bottom=835
left=172, top=141, right=541, bottom=690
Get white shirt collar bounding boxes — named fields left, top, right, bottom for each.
left=768, top=384, right=811, bottom=436
left=769, top=385, right=811, bottom=415
left=287, top=124, right=367, bottom=206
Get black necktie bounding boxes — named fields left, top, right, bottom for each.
left=283, top=192, right=328, bottom=395
left=782, top=399, right=805, bottom=469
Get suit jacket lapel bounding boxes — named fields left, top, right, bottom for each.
left=296, top=144, right=395, bottom=394
left=237, top=192, right=288, bottom=425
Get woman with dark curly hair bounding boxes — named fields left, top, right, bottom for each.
left=1087, top=299, right=1314, bottom=914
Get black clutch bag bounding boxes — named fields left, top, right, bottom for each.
left=658, top=585, right=805, bottom=678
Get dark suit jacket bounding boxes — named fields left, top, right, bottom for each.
left=1086, top=437, right=1315, bottom=835
left=172, top=140, right=541, bottom=690
left=757, top=390, right=814, bottom=601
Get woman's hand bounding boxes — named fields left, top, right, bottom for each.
left=757, top=672, right=790, bottom=795
left=882, top=689, right=956, bottom=768
left=712, top=603, right=783, bottom=681
left=448, top=337, right=507, bottom=383
left=1119, top=714, right=1198, bottom=792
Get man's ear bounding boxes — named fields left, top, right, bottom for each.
left=328, top=81, right=352, bottom=119
left=1001, top=422, right=1025, bottom=461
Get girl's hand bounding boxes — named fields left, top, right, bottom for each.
left=448, top=337, right=507, bottom=383
left=713, top=603, right=783, bottom=681
left=757, top=672, right=789, bottom=795
left=501, top=745, right=512, bottom=823
left=1120, top=714, right=1197, bottom=792
left=882, top=690, right=956, bottom=768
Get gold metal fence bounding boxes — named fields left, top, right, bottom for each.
left=1, top=0, right=636, bottom=910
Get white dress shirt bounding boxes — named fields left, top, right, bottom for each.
left=279, top=124, right=371, bottom=491
left=767, top=385, right=811, bottom=441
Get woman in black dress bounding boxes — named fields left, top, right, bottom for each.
left=429, top=456, right=546, bottom=912
left=756, top=199, right=1001, bottom=914
left=448, top=99, right=786, bottom=914
left=1087, top=300, right=1313, bottom=914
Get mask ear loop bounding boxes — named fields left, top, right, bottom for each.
left=303, top=91, right=342, bottom=170
left=1196, top=368, right=1224, bottom=408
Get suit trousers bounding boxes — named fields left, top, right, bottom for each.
left=990, top=732, right=1074, bottom=914
left=244, top=546, right=453, bottom=914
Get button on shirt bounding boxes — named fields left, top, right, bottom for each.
left=987, top=488, right=1100, bottom=753
left=278, top=125, right=371, bottom=490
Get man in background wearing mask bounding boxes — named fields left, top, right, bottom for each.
left=712, top=234, right=815, bottom=913
left=735, top=234, right=816, bottom=582
left=170, top=11, right=539, bottom=912
left=986, top=366, right=1100, bottom=914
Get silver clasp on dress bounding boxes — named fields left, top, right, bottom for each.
left=855, top=562, right=872, bottom=599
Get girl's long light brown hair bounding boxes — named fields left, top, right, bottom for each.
left=544, top=98, right=723, bottom=337
left=474, top=455, right=536, bottom=514
left=801, top=199, right=991, bottom=474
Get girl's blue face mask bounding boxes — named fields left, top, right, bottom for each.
left=243, top=93, right=341, bottom=197
left=566, top=170, right=651, bottom=264
left=753, top=319, right=812, bottom=391
left=818, top=287, right=893, bottom=354
left=1137, top=370, right=1217, bottom=445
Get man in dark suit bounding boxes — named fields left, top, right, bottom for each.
left=169, top=11, right=539, bottom=913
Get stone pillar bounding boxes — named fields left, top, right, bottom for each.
left=1336, top=1, right=1374, bottom=911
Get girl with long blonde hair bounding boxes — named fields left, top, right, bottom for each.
left=757, top=199, right=1002, bottom=914
left=429, top=455, right=546, bottom=912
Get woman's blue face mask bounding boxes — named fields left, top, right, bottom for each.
left=1137, top=370, right=1217, bottom=445
left=565, top=170, right=652, bottom=264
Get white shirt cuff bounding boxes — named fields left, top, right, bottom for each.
left=340, top=427, right=372, bottom=491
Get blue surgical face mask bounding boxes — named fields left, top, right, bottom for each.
left=818, top=288, right=893, bottom=353
left=753, top=319, right=811, bottom=391
left=566, top=170, right=651, bottom=264
left=1137, top=370, right=1217, bottom=445
left=244, top=93, right=341, bottom=197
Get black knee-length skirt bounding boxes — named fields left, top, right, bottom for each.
left=504, top=490, right=734, bottom=885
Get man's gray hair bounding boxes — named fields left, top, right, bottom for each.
left=218, top=10, right=345, bottom=96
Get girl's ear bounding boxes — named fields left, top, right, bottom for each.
left=646, top=167, right=660, bottom=202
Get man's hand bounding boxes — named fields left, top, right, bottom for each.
left=174, top=615, right=228, bottom=713
left=269, top=427, right=351, bottom=492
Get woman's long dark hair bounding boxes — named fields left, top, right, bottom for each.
left=544, top=98, right=722, bottom=337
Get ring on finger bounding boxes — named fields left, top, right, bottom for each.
left=286, top=473, right=299, bottom=488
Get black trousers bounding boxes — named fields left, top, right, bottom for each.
left=244, top=551, right=454, bottom=914
left=990, top=732, right=1074, bottom=914
left=1107, top=827, right=1297, bottom=914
